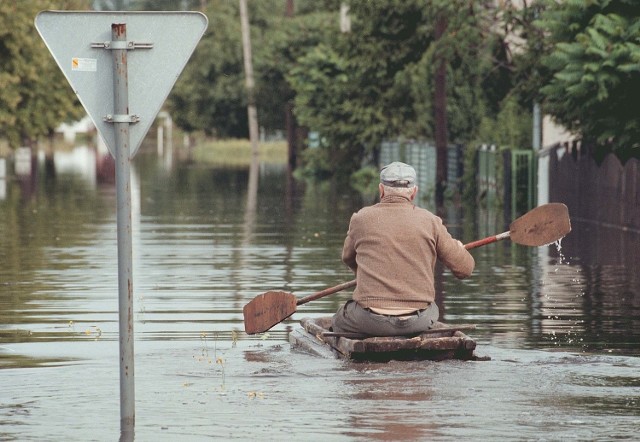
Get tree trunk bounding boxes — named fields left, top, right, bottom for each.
left=285, top=102, right=299, bottom=171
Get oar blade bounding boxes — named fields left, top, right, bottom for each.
left=243, top=291, right=298, bottom=334
left=509, top=203, right=571, bottom=246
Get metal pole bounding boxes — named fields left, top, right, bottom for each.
left=533, top=102, right=541, bottom=150
left=111, top=22, right=135, bottom=434
left=239, top=0, right=259, bottom=158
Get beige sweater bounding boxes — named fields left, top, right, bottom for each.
left=342, top=195, right=475, bottom=310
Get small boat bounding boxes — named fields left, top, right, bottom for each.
left=289, top=317, right=489, bottom=362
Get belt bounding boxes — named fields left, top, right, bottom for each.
left=365, top=307, right=426, bottom=317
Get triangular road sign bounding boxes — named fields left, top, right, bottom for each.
left=36, top=11, right=208, bottom=157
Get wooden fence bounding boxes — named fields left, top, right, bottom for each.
left=548, top=142, right=640, bottom=231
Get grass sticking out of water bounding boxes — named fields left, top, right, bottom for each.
left=192, top=139, right=287, bottom=166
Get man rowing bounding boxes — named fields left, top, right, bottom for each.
left=332, top=161, right=475, bottom=336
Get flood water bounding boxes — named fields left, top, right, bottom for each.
left=1, top=145, right=639, bottom=441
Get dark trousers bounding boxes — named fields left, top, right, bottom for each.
left=331, top=300, right=439, bottom=337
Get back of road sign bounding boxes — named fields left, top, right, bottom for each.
left=35, top=11, right=208, bottom=158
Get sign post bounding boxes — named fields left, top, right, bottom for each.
left=111, top=22, right=136, bottom=431
left=35, top=11, right=208, bottom=434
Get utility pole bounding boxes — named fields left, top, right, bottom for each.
left=240, top=0, right=259, bottom=257
left=239, top=0, right=259, bottom=159
left=434, top=13, right=448, bottom=209
left=532, top=102, right=541, bottom=150
left=285, top=0, right=297, bottom=171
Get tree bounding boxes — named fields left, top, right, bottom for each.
left=0, top=0, right=86, bottom=149
left=519, top=0, right=640, bottom=157
left=164, top=0, right=529, bottom=181
left=167, top=0, right=303, bottom=139
left=256, top=4, right=335, bottom=169
left=167, top=0, right=248, bottom=138
left=288, top=0, right=436, bottom=178
left=288, top=0, right=517, bottom=181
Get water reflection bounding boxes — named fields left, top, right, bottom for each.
left=1, top=144, right=639, bottom=440
left=342, top=372, right=438, bottom=440
left=1, top=145, right=639, bottom=355
left=530, top=221, right=640, bottom=353
left=53, top=146, right=97, bottom=187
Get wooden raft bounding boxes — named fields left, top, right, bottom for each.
left=289, top=317, right=486, bottom=362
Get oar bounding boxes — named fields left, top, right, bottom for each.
left=243, top=203, right=571, bottom=334
left=465, top=202, right=571, bottom=248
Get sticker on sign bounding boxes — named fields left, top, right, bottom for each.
left=72, top=57, right=97, bottom=72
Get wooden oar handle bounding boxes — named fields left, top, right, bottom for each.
left=297, top=279, right=356, bottom=306
left=464, top=231, right=510, bottom=250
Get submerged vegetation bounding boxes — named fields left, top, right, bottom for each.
left=191, top=139, right=287, bottom=166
